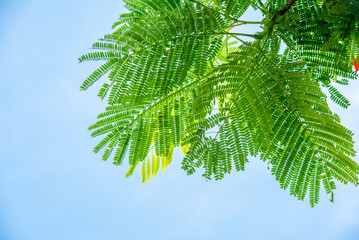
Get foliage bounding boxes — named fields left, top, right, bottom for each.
left=79, top=0, right=359, bottom=207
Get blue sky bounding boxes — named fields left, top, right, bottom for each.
left=1, top=1, right=359, bottom=240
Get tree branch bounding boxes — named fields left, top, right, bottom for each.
left=270, top=0, right=298, bottom=26
left=279, top=0, right=298, bottom=15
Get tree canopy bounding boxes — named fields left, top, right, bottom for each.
left=79, top=0, right=359, bottom=207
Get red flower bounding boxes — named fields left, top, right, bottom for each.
left=354, top=58, right=359, bottom=73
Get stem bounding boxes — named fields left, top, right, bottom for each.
left=195, top=0, right=240, bottom=23
left=228, top=34, right=246, bottom=44
left=226, top=20, right=266, bottom=29
left=257, top=0, right=267, bottom=9
left=249, top=0, right=267, bottom=14
left=195, top=0, right=265, bottom=25
left=235, top=20, right=265, bottom=24
left=229, top=32, right=261, bottom=39
left=209, top=0, right=225, bottom=13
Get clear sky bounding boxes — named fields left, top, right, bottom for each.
left=1, top=1, right=359, bottom=240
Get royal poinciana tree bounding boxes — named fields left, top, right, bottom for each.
left=80, top=0, right=359, bottom=206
